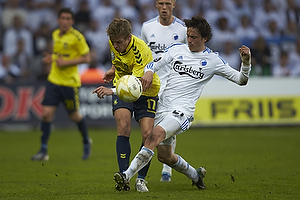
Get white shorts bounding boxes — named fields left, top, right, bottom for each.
left=156, top=110, right=193, bottom=146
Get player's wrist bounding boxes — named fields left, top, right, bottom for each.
left=111, top=88, right=116, bottom=95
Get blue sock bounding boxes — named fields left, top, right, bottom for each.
left=116, top=135, right=131, bottom=172
left=137, top=143, right=151, bottom=179
left=40, top=122, right=51, bottom=152
left=77, top=118, right=89, bottom=144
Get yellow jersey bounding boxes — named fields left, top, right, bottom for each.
left=110, top=35, right=160, bottom=97
left=47, top=27, right=90, bottom=87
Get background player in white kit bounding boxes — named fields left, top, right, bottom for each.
left=113, top=15, right=251, bottom=190
left=140, top=0, right=187, bottom=182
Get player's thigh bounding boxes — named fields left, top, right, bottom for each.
left=61, top=86, right=80, bottom=113
left=156, top=113, right=183, bottom=140
left=42, top=81, right=61, bottom=107
left=112, top=94, right=134, bottom=136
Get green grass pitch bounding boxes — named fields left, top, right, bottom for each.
left=0, top=126, right=299, bottom=200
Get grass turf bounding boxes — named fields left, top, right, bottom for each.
left=0, top=126, right=299, bottom=199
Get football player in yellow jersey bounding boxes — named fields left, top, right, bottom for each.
left=32, top=8, right=92, bottom=161
left=92, top=18, right=160, bottom=192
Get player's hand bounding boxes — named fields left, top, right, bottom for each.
left=55, top=55, right=67, bottom=67
left=103, top=68, right=115, bottom=83
left=239, top=45, right=251, bottom=66
left=141, top=71, right=153, bottom=92
left=42, top=52, right=52, bottom=64
left=92, top=86, right=113, bottom=99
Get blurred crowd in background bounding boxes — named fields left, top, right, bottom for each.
left=0, top=0, right=300, bottom=84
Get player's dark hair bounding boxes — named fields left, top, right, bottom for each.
left=58, top=8, right=74, bottom=19
left=106, top=18, right=132, bottom=39
left=184, top=16, right=212, bottom=43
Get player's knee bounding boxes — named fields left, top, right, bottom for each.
left=42, top=112, right=53, bottom=122
left=117, top=121, right=131, bottom=136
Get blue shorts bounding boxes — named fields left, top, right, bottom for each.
left=42, top=81, right=80, bottom=113
left=112, top=95, right=158, bottom=121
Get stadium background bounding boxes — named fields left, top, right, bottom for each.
left=0, top=0, right=300, bottom=129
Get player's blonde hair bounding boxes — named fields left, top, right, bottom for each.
left=106, top=18, right=132, bottom=39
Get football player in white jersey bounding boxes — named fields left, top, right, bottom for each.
left=113, top=15, right=251, bottom=190
left=140, top=0, right=187, bottom=183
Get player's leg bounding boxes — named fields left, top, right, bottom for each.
left=32, top=81, right=58, bottom=161
left=112, top=94, right=134, bottom=191
left=118, top=125, right=165, bottom=185
left=133, top=96, right=158, bottom=192
left=160, top=135, right=176, bottom=181
left=156, top=113, right=206, bottom=189
left=69, top=110, right=92, bottom=160
left=114, top=108, right=132, bottom=171
left=63, top=86, right=92, bottom=160
left=135, top=116, right=155, bottom=192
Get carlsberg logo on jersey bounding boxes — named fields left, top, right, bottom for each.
left=149, top=42, right=168, bottom=54
left=173, top=61, right=204, bottom=79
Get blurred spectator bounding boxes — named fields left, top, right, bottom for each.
left=1, top=0, right=28, bottom=30
left=62, top=0, right=80, bottom=13
left=2, top=15, right=33, bottom=58
left=251, top=36, right=272, bottom=76
left=226, top=0, right=251, bottom=20
left=175, top=0, right=200, bottom=20
left=281, top=20, right=298, bottom=51
left=33, top=23, right=52, bottom=56
left=138, top=0, right=157, bottom=21
left=204, top=0, right=236, bottom=30
left=84, top=19, right=110, bottom=67
left=0, top=54, right=21, bottom=84
left=253, top=0, right=286, bottom=35
left=272, top=50, right=292, bottom=77
left=119, top=0, right=139, bottom=24
left=92, top=0, right=116, bottom=31
left=31, top=22, right=52, bottom=81
left=289, top=37, right=300, bottom=76
left=11, top=38, right=30, bottom=79
left=25, top=0, right=56, bottom=32
left=74, top=0, right=91, bottom=32
left=209, top=16, right=237, bottom=52
left=235, top=15, right=258, bottom=47
left=285, top=0, right=300, bottom=27
left=221, top=41, right=240, bottom=71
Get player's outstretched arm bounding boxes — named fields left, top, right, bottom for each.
left=92, top=86, right=114, bottom=99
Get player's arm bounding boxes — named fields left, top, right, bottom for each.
left=92, top=86, right=115, bottom=99
left=141, top=53, right=171, bottom=91
left=216, top=45, right=251, bottom=86
left=55, top=53, right=91, bottom=67
left=103, top=65, right=115, bottom=83
left=238, top=45, right=251, bottom=85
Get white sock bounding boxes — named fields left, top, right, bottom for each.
left=162, top=164, right=172, bottom=175
left=171, top=155, right=198, bottom=182
left=124, top=147, right=154, bottom=181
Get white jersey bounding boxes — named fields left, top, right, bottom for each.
left=141, top=16, right=187, bottom=96
left=145, top=43, right=251, bottom=118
